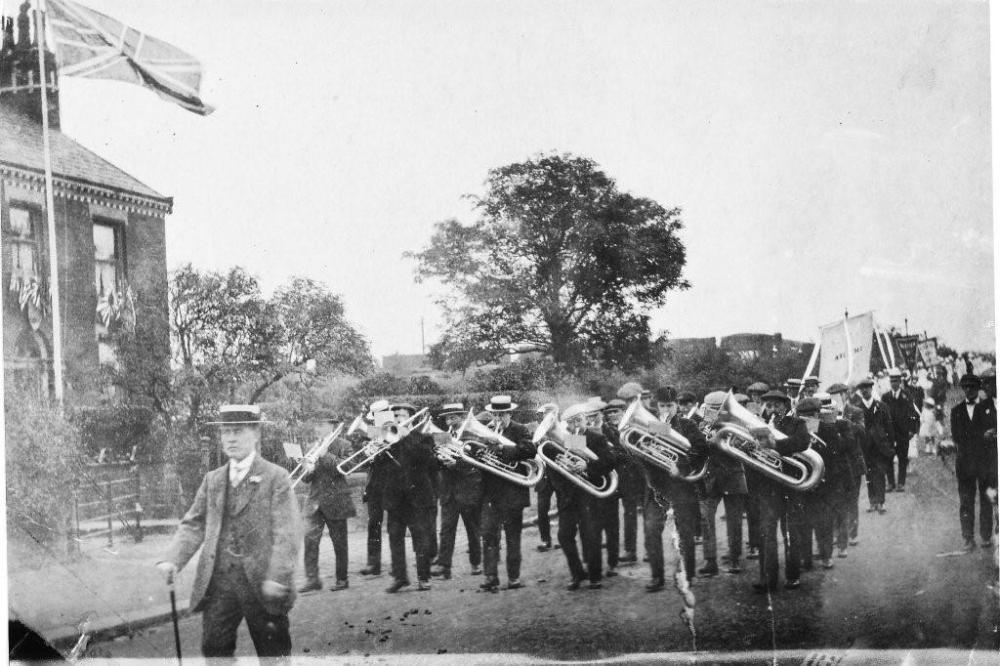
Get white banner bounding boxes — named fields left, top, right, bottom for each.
left=819, top=312, right=875, bottom=387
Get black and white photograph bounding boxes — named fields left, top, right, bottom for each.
left=2, top=0, right=997, bottom=663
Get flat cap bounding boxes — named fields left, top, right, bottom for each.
left=617, top=382, right=645, bottom=400
left=562, top=403, right=589, bottom=423
left=747, top=382, right=770, bottom=393
left=856, top=377, right=875, bottom=388
left=796, top=398, right=823, bottom=415
left=826, top=382, right=849, bottom=395
left=677, top=391, right=698, bottom=404
left=803, top=376, right=820, bottom=386
left=603, top=398, right=628, bottom=412
left=761, top=390, right=791, bottom=405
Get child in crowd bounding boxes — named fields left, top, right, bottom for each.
left=919, top=397, right=942, bottom=454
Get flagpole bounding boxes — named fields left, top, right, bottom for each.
left=35, top=0, right=64, bottom=406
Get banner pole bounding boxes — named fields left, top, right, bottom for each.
left=35, top=0, right=64, bottom=407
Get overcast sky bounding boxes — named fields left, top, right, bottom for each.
left=47, top=0, right=995, bottom=359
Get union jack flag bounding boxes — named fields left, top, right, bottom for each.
left=46, top=0, right=214, bottom=115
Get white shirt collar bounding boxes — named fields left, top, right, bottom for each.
left=861, top=396, right=875, bottom=409
left=229, top=452, right=256, bottom=485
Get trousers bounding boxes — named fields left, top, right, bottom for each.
left=887, top=436, right=911, bottom=488
left=558, top=499, right=602, bottom=582
left=201, top=556, right=291, bottom=659
left=437, top=500, right=482, bottom=569
left=481, top=502, right=524, bottom=581
left=757, top=491, right=804, bottom=587
left=387, top=505, right=432, bottom=583
left=865, top=456, right=887, bottom=506
left=536, top=481, right=555, bottom=545
left=958, top=475, right=997, bottom=542
left=598, top=496, right=620, bottom=568
left=366, top=495, right=384, bottom=569
left=700, top=493, right=745, bottom=563
left=303, top=513, right=348, bottom=582
left=643, top=494, right=698, bottom=582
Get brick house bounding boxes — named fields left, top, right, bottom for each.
left=1, top=10, right=171, bottom=404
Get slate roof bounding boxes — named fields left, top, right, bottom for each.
left=0, top=105, right=171, bottom=208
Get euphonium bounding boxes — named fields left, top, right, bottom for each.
left=452, top=410, right=544, bottom=487
left=705, top=392, right=824, bottom=491
left=618, top=399, right=709, bottom=482
left=336, top=408, right=427, bottom=475
left=532, top=412, right=619, bottom=498
left=421, top=417, right=465, bottom=464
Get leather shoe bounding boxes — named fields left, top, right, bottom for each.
left=416, top=580, right=431, bottom=591
left=645, top=578, right=664, bottom=592
left=837, top=549, right=848, bottom=558
left=297, top=580, right=322, bottom=593
left=698, top=562, right=719, bottom=577
left=877, top=505, right=887, bottom=514
left=470, top=566, right=483, bottom=575
left=360, top=566, right=381, bottom=576
left=746, top=548, right=759, bottom=560
left=330, top=580, right=348, bottom=591
left=965, top=539, right=977, bottom=552
left=386, top=579, right=410, bottom=593
left=848, top=539, right=859, bottom=546
left=821, top=559, right=834, bottom=570
left=566, top=577, right=584, bottom=591
left=588, top=581, right=603, bottom=590
left=430, top=565, right=451, bottom=579
left=506, top=579, right=523, bottom=590
left=605, top=568, right=619, bottom=577
left=784, top=579, right=801, bottom=590
left=620, top=551, right=637, bottom=563
left=536, top=542, right=552, bottom=552
left=479, top=578, right=499, bottom=591
left=726, top=562, right=742, bottom=574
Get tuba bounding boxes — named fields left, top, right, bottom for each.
left=452, top=410, right=544, bottom=487
left=618, top=400, right=709, bottom=482
left=704, top=392, right=824, bottom=491
left=532, top=412, right=619, bottom=498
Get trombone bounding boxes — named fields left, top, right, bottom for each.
left=336, top=407, right=428, bottom=475
left=289, top=423, right=345, bottom=489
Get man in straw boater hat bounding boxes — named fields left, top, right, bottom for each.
left=431, top=402, right=484, bottom=580
left=950, top=373, right=998, bottom=552
left=156, top=404, right=299, bottom=659
left=298, top=409, right=356, bottom=594
left=850, top=377, right=894, bottom=515
left=881, top=367, right=919, bottom=493
left=478, top=395, right=537, bottom=591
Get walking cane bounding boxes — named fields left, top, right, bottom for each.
left=167, top=570, right=183, bottom=665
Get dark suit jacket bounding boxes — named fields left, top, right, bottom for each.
left=851, top=397, right=895, bottom=460
left=438, top=458, right=484, bottom=507
left=641, top=416, right=708, bottom=505
left=382, top=430, right=438, bottom=512
left=548, top=429, right=615, bottom=509
left=950, top=399, right=998, bottom=481
left=301, top=436, right=357, bottom=520
left=481, top=421, right=537, bottom=510
left=812, top=421, right=850, bottom=493
left=164, top=455, right=300, bottom=613
left=881, top=389, right=918, bottom=441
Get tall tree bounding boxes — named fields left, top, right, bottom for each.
left=409, top=153, right=690, bottom=370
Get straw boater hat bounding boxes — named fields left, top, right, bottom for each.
left=439, top=402, right=466, bottom=417
left=486, top=395, right=517, bottom=412
left=561, top=403, right=588, bottom=423
left=367, top=399, right=391, bottom=419
left=585, top=397, right=607, bottom=413
left=602, top=398, right=628, bottom=413
left=803, top=376, right=820, bottom=387
left=207, top=404, right=269, bottom=425
left=389, top=402, right=419, bottom=416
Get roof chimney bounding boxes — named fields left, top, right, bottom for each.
left=0, top=1, right=60, bottom=129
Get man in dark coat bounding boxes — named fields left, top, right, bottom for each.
left=431, top=403, right=484, bottom=578
left=383, top=403, right=438, bottom=592
left=881, top=368, right=919, bottom=492
left=828, top=383, right=867, bottom=550
left=298, top=411, right=357, bottom=593
left=585, top=399, right=620, bottom=575
left=533, top=403, right=560, bottom=552
left=751, top=390, right=811, bottom=593
left=549, top=403, right=616, bottom=589
left=798, top=396, right=850, bottom=569
left=851, top=377, right=895, bottom=514
left=360, top=399, right=393, bottom=577
left=950, top=374, right=998, bottom=550
left=157, top=405, right=299, bottom=659
left=698, top=391, right=749, bottom=576
left=478, top=395, right=538, bottom=591
left=603, top=398, right=643, bottom=563
left=641, top=386, right=709, bottom=592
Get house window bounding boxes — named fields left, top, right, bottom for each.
left=94, top=222, right=124, bottom=299
left=6, top=205, right=40, bottom=295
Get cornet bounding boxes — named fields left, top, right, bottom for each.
left=532, top=412, right=618, bottom=498
left=289, top=423, right=345, bottom=489
left=452, top=410, right=544, bottom=487
left=618, top=399, right=708, bottom=482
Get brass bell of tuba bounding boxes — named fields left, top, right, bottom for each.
left=452, top=410, right=544, bottom=487
left=617, top=399, right=709, bottom=482
left=703, top=392, right=824, bottom=491
left=532, top=412, right=619, bottom=498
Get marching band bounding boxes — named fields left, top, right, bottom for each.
left=282, top=376, right=921, bottom=598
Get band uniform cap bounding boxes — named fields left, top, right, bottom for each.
left=677, top=391, right=697, bottom=405
left=796, top=398, right=823, bottom=415
left=761, top=390, right=791, bottom=405
left=747, top=382, right=770, bottom=393
left=390, top=402, right=419, bottom=415
left=814, top=391, right=832, bottom=405
left=562, top=403, right=588, bottom=423
left=617, top=382, right=645, bottom=400
left=888, top=368, right=902, bottom=379
left=959, top=373, right=981, bottom=388
left=486, top=395, right=517, bottom=412
left=439, top=402, right=465, bottom=417
left=826, top=382, right=849, bottom=395
left=368, top=399, right=391, bottom=416
left=654, top=386, right=678, bottom=403
left=703, top=391, right=728, bottom=408
left=734, top=393, right=750, bottom=404
left=855, top=377, right=875, bottom=388
left=803, top=376, right=820, bottom=386
left=584, top=398, right=607, bottom=413
left=603, top=398, right=628, bottom=412
left=208, top=404, right=267, bottom=425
